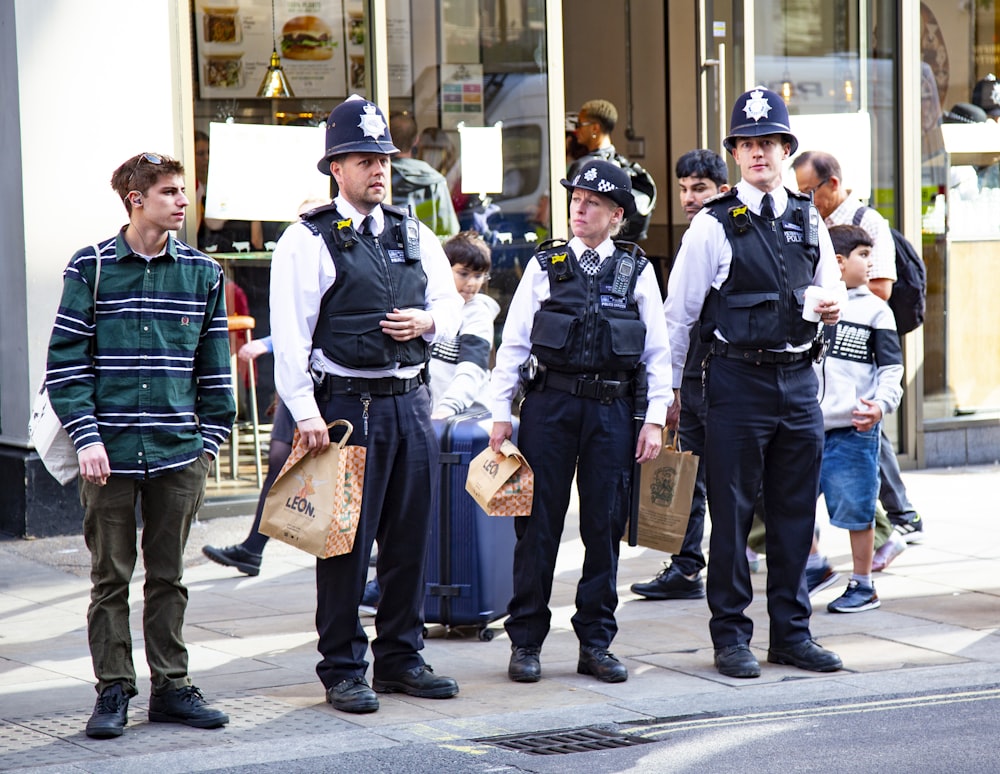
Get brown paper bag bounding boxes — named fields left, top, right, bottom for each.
left=465, top=439, right=534, bottom=517
left=259, top=419, right=367, bottom=558
left=629, top=430, right=698, bottom=554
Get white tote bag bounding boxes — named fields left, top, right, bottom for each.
left=29, top=245, right=102, bottom=485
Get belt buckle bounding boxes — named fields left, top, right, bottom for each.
left=596, top=380, right=621, bottom=404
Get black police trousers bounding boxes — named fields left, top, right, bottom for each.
left=313, top=385, right=438, bottom=688
left=504, top=386, right=634, bottom=651
left=703, top=355, right=823, bottom=649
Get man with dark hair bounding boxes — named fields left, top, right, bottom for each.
left=632, top=149, right=728, bottom=602
left=270, top=95, right=463, bottom=714
left=388, top=112, right=459, bottom=236
left=46, top=152, right=235, bottom=738
left=566, top=99, right=656, bottom=242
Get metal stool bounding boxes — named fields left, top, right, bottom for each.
left=220, top=314, right=264, bottom=487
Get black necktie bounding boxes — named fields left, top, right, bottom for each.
left=360, top=215, right=374, bottom=235
left=760, top=193, right=774, bottom=220
left=579, top=248, right=601, bottom=275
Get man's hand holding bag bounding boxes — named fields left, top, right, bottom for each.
left=260, top=419, right=367, bottom=558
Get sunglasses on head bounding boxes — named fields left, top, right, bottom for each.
left=126, top=152, right=164, bottom=195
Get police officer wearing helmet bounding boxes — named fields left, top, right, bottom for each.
left=269, top=95, right=463, bottom=713
left=663, top=87, right=844, bottom=678
left=490, top=158, right=672, bottom=685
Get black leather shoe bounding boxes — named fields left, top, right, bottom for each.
left=148, top=686, right=229, bottom=728
left=577, top=646, right=628, bottom=683
left=326, top=676, right=379, bottom=713
left=630, top=564, right=705, bottom=600
left=85, top=683, right=130, bottom=739
left=373, top=665, right=459, bottom=698
left=508, top=646, right=541, bottom=683
left=202, top=544, right=262, bottom=576
left=714, top=644, right=761, bottom=678
left=767, top=639, right=843, bottom=672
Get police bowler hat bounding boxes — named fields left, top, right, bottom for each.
left=317, top=95, right=399, bottom=175
left=724, top=87, right=798, bottom=155
left=560, top=159, right=636, bottom=216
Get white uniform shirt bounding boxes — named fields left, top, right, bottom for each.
left=826, top=196, right=897, bottom=283
left=490, top=236, right=673, bottom=425
left=270, top=195, right=463, bottom=423
left=663, top=180, right=841, bottom=388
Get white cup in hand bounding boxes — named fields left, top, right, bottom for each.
left=802, top=285, right=826, bottom=322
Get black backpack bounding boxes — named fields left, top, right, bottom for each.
left=852, top=207, right=926, bottom=335
left=614, top=152, right=657, bottom=242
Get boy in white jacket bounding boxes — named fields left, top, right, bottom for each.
left=817, top=224, right=903, bottom=613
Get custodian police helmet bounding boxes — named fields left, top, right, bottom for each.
left=560, top=158, right=636, bottom=216
left=723, top=87, right=798, bottom=155
left=317, top=94, right=400, bottom=175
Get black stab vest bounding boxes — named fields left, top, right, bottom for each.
left=305, top=205, right=428, bottom=369
left=701, top=188, right=820, bottom=349
left=528, top=243, right=648, bottom=374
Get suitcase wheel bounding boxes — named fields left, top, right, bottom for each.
left=477, top=627, right=495, bottom=642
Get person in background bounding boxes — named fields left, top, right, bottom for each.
left=665, top=87, right=844, bottom=679
left=490, top=159, right=672, bottom=685
left=46, top=152, right=234, bottom=738
left=389, top=112, right=460, bottom=237
left=792, top=151, right=923, bottom=559
left=270, top=95, right=463, bottom=714
left=429, top=231, right=500, bottom=418
left=631, top=149, right=728, bottom=602
left=813, top=224, right=903, bottom=613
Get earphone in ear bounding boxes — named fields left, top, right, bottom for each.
left=133, top=196, right=142, bottom=206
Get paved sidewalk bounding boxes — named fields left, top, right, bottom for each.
left=1, top=464, right=998, bottom=772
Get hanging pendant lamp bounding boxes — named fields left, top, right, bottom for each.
left=257, top=0, right=294, bottom=98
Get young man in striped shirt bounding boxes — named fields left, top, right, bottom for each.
left=45, top=152, right=235, bottom=739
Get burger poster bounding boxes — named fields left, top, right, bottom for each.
left=196, top=0, right=347, bottom=99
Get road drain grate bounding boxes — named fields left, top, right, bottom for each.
left=478, top=726, right=655, bottom=755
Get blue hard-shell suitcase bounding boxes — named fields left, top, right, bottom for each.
left=424, top=408, right=518, bottom=641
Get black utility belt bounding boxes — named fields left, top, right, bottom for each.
left=711, top=342, right=811, bottom=365
left=314, top=371, right=425, bottom=399
left=537, top=366, right=634, bottom=402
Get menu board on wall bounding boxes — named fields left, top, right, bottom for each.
left=196, top=0, right=347, bottom=99
left=440, top=64, right=483, bottom=130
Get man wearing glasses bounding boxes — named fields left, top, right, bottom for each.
left=792, top=150, right=924, bottom=553
left=45, top=152, right=235, bottom=738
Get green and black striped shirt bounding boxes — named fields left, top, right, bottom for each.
left=46, top=229, right=235, bottom=478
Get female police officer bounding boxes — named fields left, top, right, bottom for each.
left=489, top=159, right=672, bottom=684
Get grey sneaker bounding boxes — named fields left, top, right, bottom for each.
left=827, top=580, right=881, bottom=613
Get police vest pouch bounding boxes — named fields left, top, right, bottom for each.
left=465, top=439, right=534, bottom=517
left=260, top=419, right=367, bottom=558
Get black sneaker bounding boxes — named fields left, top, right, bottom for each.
left=148, top=686, right=229, bottom=729
left=85, top=683, right=130, bottom=739
left=202, top=544, right=263, bottom=576
left=630, top=564, right=705, bottom=600
left=889, top=512, right=924, bottom=544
